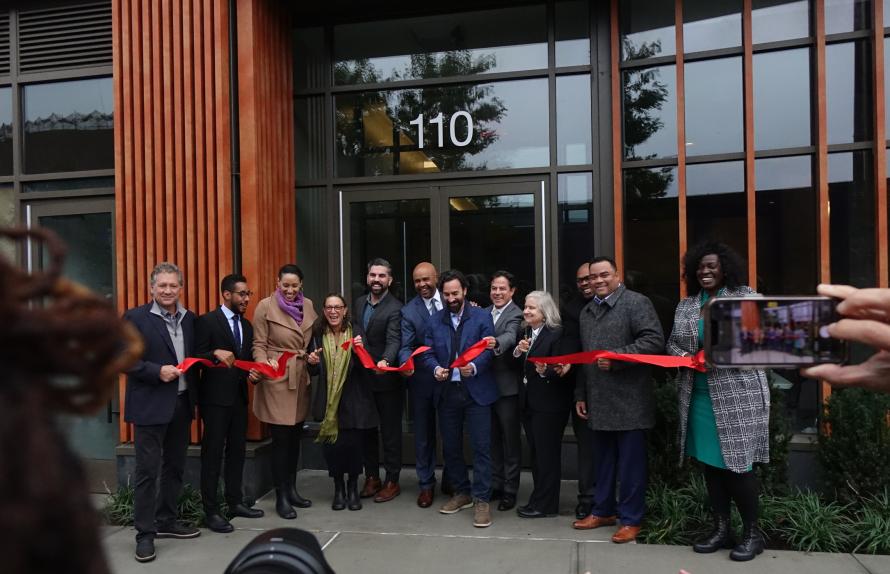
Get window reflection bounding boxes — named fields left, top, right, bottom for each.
left=557, top=75, right=591, bottom=165
left=556, top=0, right=590, bottom=66
left=620, top=0, right=676, bottom=60
left=754, top=49, right=810, bottom=150
left=0, top=88, right=10, bottom=176
left=558, top=172, right=593, bottom=302
left=826, top=41, right=874, bottom=145
left=687, top=161, right=747, bottom=271
left=333, top=6, right=547, bottom=85
left=752, top=0, right=810, bottom=43
left=685, top=57, right=743, bottom=155
left=755, top=156, right=817, bottom=294
left=683, top=0, right=742, bottom=53
left=623, top=64, right=677, bottom=160
left=0, top=185, right=13, bottom=261
left=829, top=151, right=875, bottom=287
left=23, top=77, right=113, bottom=174
left=624, top=166, right=679, bottom=315
left=22, top=177, right=114, bottom=193
left=335, top=79, right=549, bottom=177
left=825, top=0, right=872, bottom=35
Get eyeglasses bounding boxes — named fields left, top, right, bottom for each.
left=324, top=305, right=346, bottom=311
left=234, top=290, right=254, bottom=297
left=576, top=276, right=592, bottom=285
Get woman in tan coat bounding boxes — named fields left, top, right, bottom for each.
left=252, top=263, right=318, bottom=519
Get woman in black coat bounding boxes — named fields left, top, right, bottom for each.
left=307, top=293, right=379, bottom=511
left=512, top=290, right=573, bottom=518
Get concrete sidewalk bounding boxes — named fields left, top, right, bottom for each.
left=101, top=470, right=890, bottom=574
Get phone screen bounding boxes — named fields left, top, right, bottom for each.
left=705, top=297, right=847, bottom=367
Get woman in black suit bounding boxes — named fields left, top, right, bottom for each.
left=512, top=290, right=572, bottom=518
left=307, top=293, right=379, bottom=511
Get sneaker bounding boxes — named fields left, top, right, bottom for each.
left=439, top=493, right=474, bottom=514
left=135, top=538, right=156, bottom=563
left=156, top=522, right=201, bottom=539
left=473, top=500, right=492, bottom=528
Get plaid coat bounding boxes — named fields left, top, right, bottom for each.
left=666, top=286, right=770, bottom=473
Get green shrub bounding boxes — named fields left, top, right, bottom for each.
left=819, top=388, right=890, bottom=503
left=772, top=490, right=853, bottom=553
left=103, top=481, right=225, bottom=527
left=850, top=488, right=890, bottom=555
left=758, top=378, right=791, bottom=495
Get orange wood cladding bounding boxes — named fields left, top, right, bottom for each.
left=113, top=0, right=294, bottom=444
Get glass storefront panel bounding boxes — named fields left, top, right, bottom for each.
left=752, top=0, right=810, bottom=44
left=755, top=155, right=817, bottom=294
left=683, top=0, right=742, bottom=54
left=296, top=187, right=329, bottom=307
left=0, top=87, right=11, bottom=176
left=557, top=172, right=593, bottom=302
left=826, top=40, right=874, bottom=146
left=825, top=0, right=872, bottom=35
left=295, top=97, right=325, bottom=182
left=294, top=27, right=326, bottom=91
left=23, top=77, right=113, bottom=174
left=754, top=48, right=810, bottom=150
left=335, top=78, right=549, bottom=177
left=620, top=0, right=676, bottom=60
left=686, top=161, right=747, bottom=273
left=0, top=185, right=13, bottom=261
left=829, top=150, right=876, bottom=288
left=22, top=177, right=114, bottom=193
left=556, top=0, right=591, bottom=67
left=623, top=166, right=679, bottom=313
left=622, top=64, right=677, bottom=160
left=333, top=6, right=547, bottom=85
left=685, top=57, right=743, bottom=156
left=557, top=74, right=592, bottom=165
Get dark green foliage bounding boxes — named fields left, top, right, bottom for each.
left=819, top=387, right=890, bottom=503
left=851, top=488, right=890, bottom=555
left=771, top=491, right=852, bottom=553
left=104, top=482, right=226, bottom=528
left=758, top=381, right=791, bottom=495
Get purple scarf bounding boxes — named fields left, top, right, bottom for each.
left=275, top=289, right=304, bottom=326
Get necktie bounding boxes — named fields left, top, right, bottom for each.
left=429, top=299, right=438, bottom=315
left=232, top=315, right=242, bottom=352
left=492, top=308, right=502, bottom=324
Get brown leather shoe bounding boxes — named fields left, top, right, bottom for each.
left=572, top=514, right=618, bottom=530
left=374, top=480, right=401, bottom=503
left=611, top=525, right=641, bottom=543
left=417, top=488, right=434, bottom=508
left=360, top=476, right=382, bottom=499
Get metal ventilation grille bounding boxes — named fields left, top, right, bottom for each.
left=0, top=13, right=9, bottom=76
left=18, top=2, right=112, bottom=73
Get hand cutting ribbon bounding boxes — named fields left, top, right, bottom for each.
left=448, top=338, right=490, bottom=369
left=528, top=349, right=707, bottom=372
left=341, top=340, right=430, bottom=373
left=176, top=352, right=295, bottom=379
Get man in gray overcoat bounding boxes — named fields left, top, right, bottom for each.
left=571, top=256, right=664, bottom=544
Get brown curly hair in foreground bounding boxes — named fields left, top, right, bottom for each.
left=0, top=227, right=142, bottom=574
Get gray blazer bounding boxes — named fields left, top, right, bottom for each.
left=485, top=301, right=523, bottom=397
left=666, top=285, right=770, bottom=473
left=579, top=285, right=665, bottom=431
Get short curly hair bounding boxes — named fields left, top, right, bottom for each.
left=682, top=240, right=746, bottom=295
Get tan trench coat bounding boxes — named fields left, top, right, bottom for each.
left=252, top=294, right=317, bottom=426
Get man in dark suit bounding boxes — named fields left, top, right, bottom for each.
left=420, top=269, right=497, bottom=528
left=482, top=270, right=523, bottom=511
left=352, top=257, right=404, bottom=502
left=195, top=274, right=265, bottom=533
left=123, top=262, right=200, bottom=563
left=398, top=261, right=446, bottom=508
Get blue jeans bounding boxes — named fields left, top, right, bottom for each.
left=438, top=382, right=492, bottom=501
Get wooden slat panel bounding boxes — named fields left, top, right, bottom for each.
left=875, top=0, right=888, bottom=288
left=610, top=0, right=623, bottom=270
left=675, top=0, right=687, bottom=300
left=743, top=0, right=757, bottom=289
left=814, top=0, right=832, bottom=404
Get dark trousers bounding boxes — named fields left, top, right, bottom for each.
left=572, top=410, right=596, bottom=504
left=438, top=382, right=491, bottom=501
left=200, top=403, right=247, bottom=514
left=591, top=429, right=648, bottom=526
left=269, top=423, right=303, bottom=485
left=323, top=428, right=363, bottom=477
left=133, top=393, right=192, bottom=542
left=410, top=381, right=439, bottom=489
left=363, top=388, right=403, bottom=483
left=491, top=394, right=521, bottom=495
left=523, top=408, right=569, bottom=514
left=703, top=465, right=760, bottom=523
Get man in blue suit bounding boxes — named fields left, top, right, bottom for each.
left=123, top=262, right=200, bottom=563
left=420, top=269, right=497, bottom=528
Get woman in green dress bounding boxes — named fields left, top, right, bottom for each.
left=667, top=241, right=770, bottom=562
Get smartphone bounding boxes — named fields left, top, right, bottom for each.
left=703, top=296, right=848, bottom=368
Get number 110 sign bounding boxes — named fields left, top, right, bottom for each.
left=408, top=111, right=474, bottom=149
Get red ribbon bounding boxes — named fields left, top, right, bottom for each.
left=340, top=340, right=431, bottom=373
left=448, top=339, right=490, bottom=369
left=176, top=352, right=295, bottom=379
left=528, top=349, right=707, bottom=372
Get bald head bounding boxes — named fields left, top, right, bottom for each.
left=412, top=262, right=439, bottom=299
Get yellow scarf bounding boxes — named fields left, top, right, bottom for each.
left=316, top=325, right=352, bottom=444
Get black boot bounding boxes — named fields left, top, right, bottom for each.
left=332, top=477, right=346, bottom=511
left=730, top=522, right=764, bottom=561
left=275, top=486, right=297, bottom=519
left=346, top=475, right=362, bottom=511
left=693, top=513, right=734, bottom=553
left=287, top=472, right=312, bottom=508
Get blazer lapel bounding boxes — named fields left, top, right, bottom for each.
left=214, top=308, right=238, bottom=350
left=149, top=311, right=177, bottom=357
left=266, top=296, right=301, bottom=333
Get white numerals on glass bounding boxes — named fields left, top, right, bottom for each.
left=410, top=112, right=474, bottom=149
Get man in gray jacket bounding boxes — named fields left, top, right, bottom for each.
left=571, top=256, right=664, bottom=544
